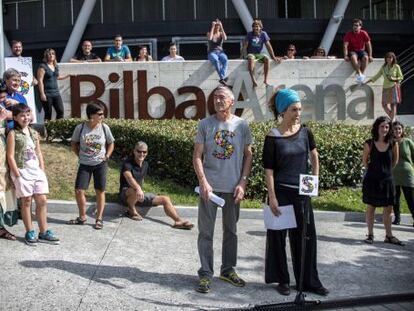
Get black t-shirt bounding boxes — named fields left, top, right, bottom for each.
left=119, top=157, right=149, bottom=192
left=75, top=52, right=100, bottom=61
left=262, top=126, right=316, bottom=187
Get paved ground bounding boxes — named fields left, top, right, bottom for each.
left=1, top=202, right=414, bottom=310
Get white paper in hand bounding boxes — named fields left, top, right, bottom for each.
left=194, top=186, right=225, bottom=207
left=263, top=204, right=297, bottom=230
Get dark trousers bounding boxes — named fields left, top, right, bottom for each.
left=42, top=94, right=64, bottom=121
left=265, top=187, right=323, bottom=290
left=394, top=186, right=414, bottom=221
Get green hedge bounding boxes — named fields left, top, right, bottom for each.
left=46, top=119, right=372, bottom=200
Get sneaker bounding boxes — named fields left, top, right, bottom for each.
left=196, top=278, right=211, bottom=294
left=25, top=230, right=38, bottom=246
left=219, top=271, right=246, bottom=287
left=38, top=229, right=60, bottom=245
left=356, top=74, right=365, bottom=84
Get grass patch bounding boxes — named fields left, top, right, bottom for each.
left=42, top=141, right=411, bottom=214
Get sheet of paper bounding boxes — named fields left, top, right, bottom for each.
left=263, top=204, right=297, bottom=230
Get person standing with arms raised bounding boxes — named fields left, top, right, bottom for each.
left=193, top=85, right=253, bottom=294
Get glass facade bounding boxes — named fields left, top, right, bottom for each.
left=2, top=0, right=414, bottom=31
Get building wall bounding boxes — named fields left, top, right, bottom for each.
left=56, top=59, right=386, bottom=124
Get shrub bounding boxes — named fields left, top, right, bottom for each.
left=46, top=119, right=374, bottom=200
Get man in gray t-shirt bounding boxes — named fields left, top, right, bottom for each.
left=193, top=85, right=253, bottom=293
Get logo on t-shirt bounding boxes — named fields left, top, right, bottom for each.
left=212, top=130, right=235, bottom=160
left=83, top=134, right=102, bottom=156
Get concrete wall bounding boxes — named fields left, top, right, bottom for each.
left=57, top=59, right=386, bottom=124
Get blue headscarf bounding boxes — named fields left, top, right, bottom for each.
left=275, top=88, right=301, bottom=114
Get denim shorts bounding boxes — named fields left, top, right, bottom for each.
left=349, top=50, right=368, bottom=60
left=75, top=161, right=107, bottom=191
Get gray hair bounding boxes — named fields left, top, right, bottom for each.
left=134, top=141, right=148, bottom=150
left=214, top=85, right=235, bottom=101
left=3, top=68, right=21, bottom=81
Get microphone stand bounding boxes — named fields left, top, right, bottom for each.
left=294, top=195, right=320, bottom=307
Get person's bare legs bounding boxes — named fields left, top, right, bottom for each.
left=95, top=189, right=105, bottom=221
left=360, top=55, right=369, bottom=74
left=152, top=195, right=192, bottom=226
left=34, top=194, right=48, bottom=233
left=383, top=206, right=393, bottom=237
left=350, top=54, right=362, bottom=75
left=75, top=189, right=87, bottom=221
left=125, top=187, right=143, bottom=220
left=382, top=102, right=393, bottom=119
left=20, top=196, right=33, bottom=232
left=263, top=57, right=270, bottom=85
left=247, top=56, right=258, bottom=87
left=366, top=205, right=375, bottom=236
left=390, top=103, right=397, bottom=121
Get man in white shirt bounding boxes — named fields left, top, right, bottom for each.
left=161, top=43, right=185, bottom=62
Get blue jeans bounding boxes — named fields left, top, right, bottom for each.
left=208, top=51, right=228, bottom=80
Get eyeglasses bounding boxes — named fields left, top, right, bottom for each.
left=134, top=150, right=147, bottom=154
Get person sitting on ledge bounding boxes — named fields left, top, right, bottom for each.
left=161, top=42, right=185, bottom=62
left=119, top=141, right=193, bottom=229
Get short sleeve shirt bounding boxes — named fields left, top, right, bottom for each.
left=106, top=45, right=131, bottom=60
left=195, top=115, right=252, bottom=193
left=343, top=30, right=371, bottom=52
left=75, top=52, right=100, bottom=61
left=6, top=93, right=27, bottom=129
left=119, top=158, right=149, bottom=192
left=246, top=31, right=270, bottom=54
left=71, top=123, right=115, bottom=166
left=161, top=55, right=185, bottom=62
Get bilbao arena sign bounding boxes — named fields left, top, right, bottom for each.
left=59, top=60, right=384, bottom=124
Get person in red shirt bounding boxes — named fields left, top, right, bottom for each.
left=343, top=19, right=373, bottom=84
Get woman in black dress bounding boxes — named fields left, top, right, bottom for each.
left=362, top=116, right=404, bottom=245
left=262, top=88, right=328, bottom=296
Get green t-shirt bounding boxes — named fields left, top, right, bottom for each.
left=393, top=138, right=414, bottom=187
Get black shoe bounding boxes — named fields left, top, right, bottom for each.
left=276, top=283, right=290, bottom=295
left=392, top=219, right=400, bottom=225
left=219, top=79, right=228, bottom=86
left=309, top=286, right=329, bottom=296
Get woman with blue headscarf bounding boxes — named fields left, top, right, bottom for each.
left=262, top=88, right=328, bottom=297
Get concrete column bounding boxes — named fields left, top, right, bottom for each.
left=319, top=0, right=350, bottom=54
left=61, top=0, right=97, bottom=62
left=231, top=0, right=253, bottom=32
left=0, top=0, right=5, bottom=73
left=4, top=34, right=11, bottom=57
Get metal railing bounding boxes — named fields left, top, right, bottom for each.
left=399, top=44, right=414, bottom=85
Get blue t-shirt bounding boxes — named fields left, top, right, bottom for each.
left=106, top=45, right=131, bottom=61
left=6, top=93, right=27, bottom=129
left=246, top=31, right=270, bottom=54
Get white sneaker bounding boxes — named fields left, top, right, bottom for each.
left=356, top=74, right=366, bottom=84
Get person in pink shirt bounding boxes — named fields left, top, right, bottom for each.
left=343, top=19, right=373, bottom=84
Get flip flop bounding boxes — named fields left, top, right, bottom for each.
left=94, top=219, right=103, bottom=230
left=173, top=221, right=194, bottom=230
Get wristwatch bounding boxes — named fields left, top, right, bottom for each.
left=241, top=175, right=248, bottom=181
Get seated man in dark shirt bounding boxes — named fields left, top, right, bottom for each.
left=70, top=40, right=101, bottom=63
left=119, top=141, right=194, bottom=229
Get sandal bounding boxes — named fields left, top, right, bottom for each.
left=173, top=220, right=194, bottom=230
left=94, top=219, right=103, bottom=230
left=0, top=228, right=16, bottom=241
left=364, top=234, right=374, bottom=244
left=125, top=211, right=143, bottom=221
left=67, top=217, right=86, bottom=225
left=384, top=236, right=405, bottom=246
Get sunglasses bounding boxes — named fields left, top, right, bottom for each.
left=135, top=150, right=147, bottom=154
left=96, top=112, right=104, bottom=116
